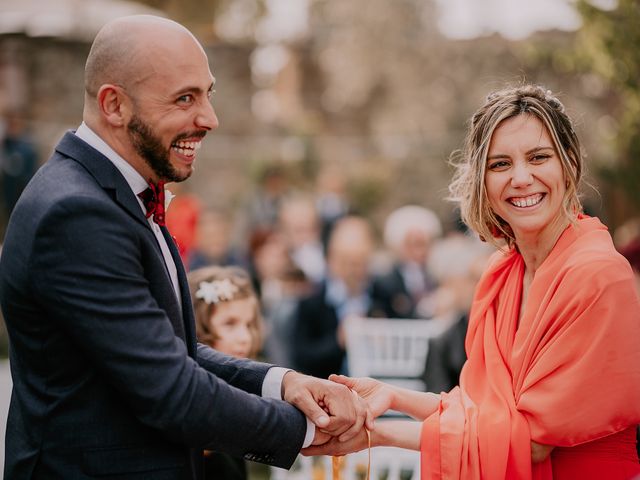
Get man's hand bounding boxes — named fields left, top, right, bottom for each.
left=282, top=371, right=373, bottom=441
left=329, top=374, right=394, bottom=419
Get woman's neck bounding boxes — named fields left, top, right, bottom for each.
left=514, top=215, right=571, bottom=276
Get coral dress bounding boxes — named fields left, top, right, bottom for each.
left=421, top=216, right=640, bottom=479
left=550, top=426, right=639, bottom=479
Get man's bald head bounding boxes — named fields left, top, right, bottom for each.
left=84, top=15, right=201, bottom=102
left=81, top=14, right=217, bottom=184
left=327, top=216, right=375, bottom=294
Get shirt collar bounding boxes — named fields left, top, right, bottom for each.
left=325, top=277, right=348, bottom=307
left=75, top=122, right=149, bottom=196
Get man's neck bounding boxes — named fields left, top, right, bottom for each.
left=82, top=119, right=154, bottom=182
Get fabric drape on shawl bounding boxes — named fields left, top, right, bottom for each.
left=421, top=216, right=640, bottom=479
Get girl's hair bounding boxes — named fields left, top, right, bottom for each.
left=187, top=265, right=263, bottom=358
left=448, top=84, right=585, bottom=249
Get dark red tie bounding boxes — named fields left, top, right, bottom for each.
left=138, top=180, right=166, bottom=226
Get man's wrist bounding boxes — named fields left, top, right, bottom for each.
left=262, top=366, right=291, bottom=400
left=266, top=368, right=316, bottom=449
left=302, top=417, right=316, bottom=448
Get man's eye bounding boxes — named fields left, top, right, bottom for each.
left=178, top=94, right=194, bottom=104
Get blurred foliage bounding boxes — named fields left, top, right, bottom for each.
left=574, top=0, right=640, bottom=217
left=347, top=163, right=390, bottom=217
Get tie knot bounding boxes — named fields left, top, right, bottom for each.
left=138, top=180, right=166, bottom=226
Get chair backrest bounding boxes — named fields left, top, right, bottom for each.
left=335, top=446, right=420, bottom=480
left=271, top=445, right=421, bottom=480
left=344, top=316, right=450, bottom=391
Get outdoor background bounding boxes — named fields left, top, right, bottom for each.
left=1, top=0, right=639, bottom=477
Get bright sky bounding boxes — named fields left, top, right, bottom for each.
left=433, top=0, right=616, bottom=40
left=216, top=0, right=617, bottom=44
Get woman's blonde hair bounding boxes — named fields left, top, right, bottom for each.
left=187, top=265, right=263, bottom=358
left=449, top=84, right=584, bottom=248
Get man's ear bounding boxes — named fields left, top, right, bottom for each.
left=97, top=84, right=130, bottom=127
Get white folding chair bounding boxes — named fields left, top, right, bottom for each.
left=270, top=317, right=449, bottom=479
left=343, top=316, right=451, bottom=392
left=271, top=442, right=421, bottom=480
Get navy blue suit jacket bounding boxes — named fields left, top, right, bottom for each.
left=0, top=132, right=306, bottom=479
left=292, top=282, right=387, bottom=379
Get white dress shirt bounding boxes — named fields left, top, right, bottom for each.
left=74, top=123, right=314, bottom=447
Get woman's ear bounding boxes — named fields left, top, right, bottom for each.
left=97, top=84, right=130, bottom=127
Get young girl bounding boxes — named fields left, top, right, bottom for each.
left=187, top=265, right=264, bottom=480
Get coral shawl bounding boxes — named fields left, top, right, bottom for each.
left=421, top=216, right=640, bottom=479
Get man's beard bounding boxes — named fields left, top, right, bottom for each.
left=127, top=114, right=190, bottom=183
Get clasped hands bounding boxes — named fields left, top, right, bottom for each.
left=282, top=371, right=392, bottom=456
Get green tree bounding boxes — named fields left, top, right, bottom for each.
left=575, top=0, right=640, bottom=222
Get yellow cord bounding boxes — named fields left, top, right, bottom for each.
left=365, top=427, right=371, bottom=480
left=331, top=427, right=371, bottom=480
left=331, top=455, right=343, bottom=480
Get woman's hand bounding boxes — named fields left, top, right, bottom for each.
left=329, top=374, right=395, bottom=419
left=303, top=420, right=421, bottom=455
left=281, top=371, right=373, bottom=441
left=530, top=441, right=554, bottom=463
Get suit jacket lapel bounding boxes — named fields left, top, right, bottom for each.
left=56, top=132, right=196, bottom=355
left=161, top=226, right=197, bottom=357
left=55, top=131, right=152, bottom=231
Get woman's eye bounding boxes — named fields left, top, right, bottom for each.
left=531, top=154, right=550, bottom=163
left=488, top=160, right=509, bottom=171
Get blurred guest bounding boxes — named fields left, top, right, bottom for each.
left=248, top=228, right=311, bottom=368
left=189, top=209, right=245, bottom=271
left=165, top=182, right=201, bottom=265
left=279, top=195, right=326, bottom=285
left=613, top=216, right=640, bottom=250
left=0, top=110, right=38, bottom=221
left=427, top=224, right=494, bottom=319
left=248, top=229, right=293, bottom=307
left=315, top=165, right=350, bottom=248
left=375, top=205, right=442, bottom=318
left=244, top=163, right=290, bottom=233
left=292, top=216, right=385, bottom=379
left=619, top=236, right=640, bottom=295
left=262, top=265, right=312, bottom=369
left=422, top=239, right=491, bottom=393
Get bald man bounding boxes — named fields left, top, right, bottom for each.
left=0, top=16, right=369, bottom=479
left=292, top=216, right=387, bottom=379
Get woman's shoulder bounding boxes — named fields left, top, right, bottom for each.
left=561, top=225, right=632, bottom=281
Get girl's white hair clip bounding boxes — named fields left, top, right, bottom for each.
left=195, top=279, right=239, bottom=304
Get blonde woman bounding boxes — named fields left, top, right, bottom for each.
left=305, top=85, right=640, bottom=479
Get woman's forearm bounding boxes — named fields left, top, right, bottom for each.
left=372, top=420, right=422, bottom=450
left=390, top=386, right=440, bottom=421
